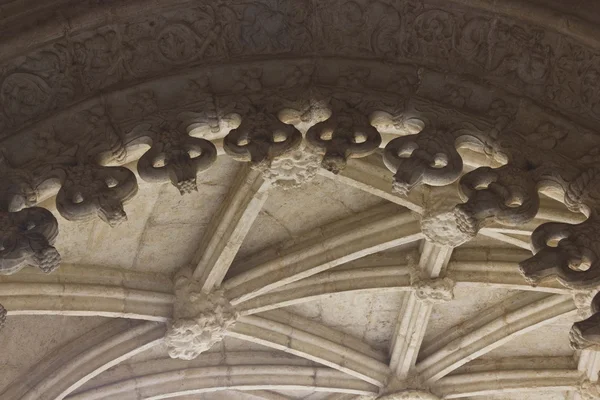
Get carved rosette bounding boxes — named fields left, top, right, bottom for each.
left=224, top=111, right=303, bottom=174
left=56, top=164, right=138, bottom=227
left=306, top=106, right=381, bottom=174
left=165, top=268, right=239, bottom=360
left=260, top=147, right=321, bottom=189
left=0, top=207, right=60, bottom=275
left=136, top=125, right=217, bottom=195
left=383, top=127, right=463, bottom=195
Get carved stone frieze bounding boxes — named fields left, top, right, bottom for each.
left=0, top=207, right=60, bottom=275
left=165, top=267, right=239, bottom=360
left=5, top=0, right=600, bottom=138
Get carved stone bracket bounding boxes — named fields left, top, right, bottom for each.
left=56, top=164, right=138, bottom=227
left=383, top=127, right=463, bottom=195
left=165, top=267, right=239, bottom=360
left=520, top=217, right=600, bottom=289
left=571, top=292, right=600, bottom=350
left=224, top=111, right=303, bottom=172
left=306, top=101, right=381, bottom=174
left=0, top=208, right=60, bottom=275
left=129, top=121, right=217, bottom=195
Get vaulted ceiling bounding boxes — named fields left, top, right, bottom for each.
left=2, top=1, right=600, bottom=400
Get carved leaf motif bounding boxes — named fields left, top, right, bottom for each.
left=1, top=73, right=52, bottom=122
left=0, top=207, right=60, bottom=275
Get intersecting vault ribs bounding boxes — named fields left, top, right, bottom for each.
left=165, top=267, right=239, bottom=360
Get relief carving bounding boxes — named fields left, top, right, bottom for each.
left=223, top=111, right=303, bottom=171
left=306, top=101, right=381, bottom=174
left=165, top=267, right=238, bottom=360
left=383, top=127, right=463, bottom=195
left=571, top=293, right=600, bottom=350
left=56, top=164, right=137, bottom=227
left=0, top=207, right=60, bottom=275
left=136, top=126, right=217, bottom=195
left=260, top=146, right=320, bottom=189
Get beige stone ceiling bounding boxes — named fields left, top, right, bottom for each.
left=0, top=155, right=588, bottom=399
left=3, top=0, right=600, bottom=399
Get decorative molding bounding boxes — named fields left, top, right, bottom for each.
left=165, top=267, right=239, bottom=360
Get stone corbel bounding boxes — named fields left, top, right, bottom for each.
left=383, top=126, right=463, bottom=195
left=519, top=170, right=600, bottom=289
left=571, top=292, right=600, bottom=350
left=55, top=164, right=138, bottom=227
left=165, top=267, right=239, bottom=360
left=0, top=154, right=61, bottom=275
left=128, top=119, right=217, bottom=195
left=306, top=99, right=382, bottom=174
left=223, top=109, right=303, bottom=172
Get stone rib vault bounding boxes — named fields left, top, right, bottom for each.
left=3, top=0, right=600, bottom=399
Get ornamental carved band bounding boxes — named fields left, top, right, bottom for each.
left=6, top=0, right=600, bottom=348
left=165, top=268, right=238, bottom=360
